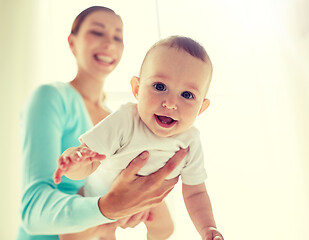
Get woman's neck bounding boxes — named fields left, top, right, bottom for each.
left=70, top=72, right=106, bottom=106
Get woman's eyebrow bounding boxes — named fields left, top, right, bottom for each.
left=92, top=22, right=105, bottom=28
left=91, top=22, right=122, bottom=32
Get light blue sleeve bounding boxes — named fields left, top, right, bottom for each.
left=19, top=85, right=114, bottom=235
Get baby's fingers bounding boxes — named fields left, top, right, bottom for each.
left=93, top=153, right=106, bottom=162
left=79, top=148, right=105, bottom=162
left=76, top=148, right=96, bottom=160
left=60, top=156, right=72, bottom=170
left=54, top=156, right=71, bottom=184
left=53, top=167, right=64, bottom=184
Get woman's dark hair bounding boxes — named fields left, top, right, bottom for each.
left=71, top=6, right=115, bottom=35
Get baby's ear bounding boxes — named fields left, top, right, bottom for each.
left=198, top=98, right=210, bottom=115
left=130, top=76, right=140, bottom=99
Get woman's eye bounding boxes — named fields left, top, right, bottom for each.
left=181, top=91, right=194, bottom=99
left=153, top=83, right=166, bottom=91
left=91, top=31, right=103, bottom=36
left=114, top=36, right=123, bottom=42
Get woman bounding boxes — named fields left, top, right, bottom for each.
left=17, top=6, right=186, bottom=240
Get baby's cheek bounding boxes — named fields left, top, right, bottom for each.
left=182, top=111, right=198, bottom=128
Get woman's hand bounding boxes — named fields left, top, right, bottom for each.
left=98, top=148, right=188, bottom=220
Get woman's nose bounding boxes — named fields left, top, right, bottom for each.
left=102, top=36, right=113, bottom=48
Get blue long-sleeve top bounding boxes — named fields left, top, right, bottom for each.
left=17, top=82, right=114, bottom=240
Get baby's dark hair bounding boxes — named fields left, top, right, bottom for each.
left=140, top=36, right=213, bottom=79
left=71, top=6, right=116, bottom=35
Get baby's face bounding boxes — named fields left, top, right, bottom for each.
left=132, top=46, right=212, bottom=137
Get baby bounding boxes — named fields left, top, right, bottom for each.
left=54, top=36, right=223, bottom=240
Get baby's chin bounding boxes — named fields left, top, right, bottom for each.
left=154, top=131, right=174, bottom=138
left=148, top=126, right=183, bottom=138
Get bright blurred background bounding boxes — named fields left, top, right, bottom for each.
left=1, top=0, right=309, bottom=239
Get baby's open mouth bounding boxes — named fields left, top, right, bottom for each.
left=155, top=115, right=177, bottom=128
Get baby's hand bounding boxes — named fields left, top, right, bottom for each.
left=53, top=145, right=105, bottom=184
left=202, top=227, right=224, bottom=240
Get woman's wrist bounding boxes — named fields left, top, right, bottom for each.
left=98, top=194, right=118, bottom=220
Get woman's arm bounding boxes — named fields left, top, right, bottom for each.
left=182, top=183, right=224, bottom=240
left=20, top=85, right=111, bottom=234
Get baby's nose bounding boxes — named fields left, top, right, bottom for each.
left=162, top=99, right=177, bottom=110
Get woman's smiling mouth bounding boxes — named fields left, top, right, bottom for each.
left=94, top=54, right=115, bottom=64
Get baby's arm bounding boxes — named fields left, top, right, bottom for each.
left=53, top=143, right=105, bottom=184
left=182, top=183, right=224, bottom=240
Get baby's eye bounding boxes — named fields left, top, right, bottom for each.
left=181, top=91, right=194, bottom=99
left=153, top=83, right=166, bottom=91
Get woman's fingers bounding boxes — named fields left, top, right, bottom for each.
left=121, top=151, right=149, bottom=180
left=118, top=211, right=148, bottom=229
left=151, top=148, right=188, bottom=182
left=127, top=212, right=145, bottom=227
left=140, top=148, right=187, bottom=193
left=141, top=209, right=152, bottom=222
left=121, top=148, right=187, bottom=182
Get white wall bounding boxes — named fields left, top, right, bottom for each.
left=1, top=0, right=308, bottom=239
left=0, top=1, right=41, bottom=238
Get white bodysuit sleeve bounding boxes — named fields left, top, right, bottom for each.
left=80, top=103, right=133, bottom=157
left=180, top=130, right=207, bottom=185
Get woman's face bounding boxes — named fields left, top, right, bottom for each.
left=69, top=10, right=124, bottom=79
